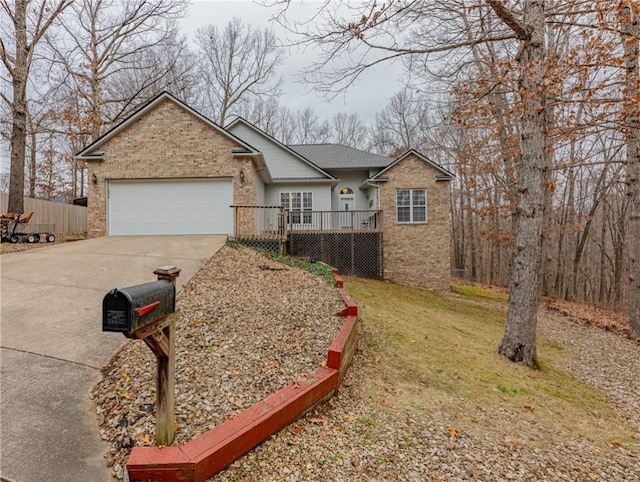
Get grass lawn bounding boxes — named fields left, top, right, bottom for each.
left=344, top=276, right=634, bottom=450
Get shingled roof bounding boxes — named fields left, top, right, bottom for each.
left=289, top=144, right=393, bottom=170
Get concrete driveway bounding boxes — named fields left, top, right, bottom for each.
left=0, top=236, right=226, bottom=482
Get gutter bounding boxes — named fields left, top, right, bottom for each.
left=362, top=179, right=381, bottom=210
left=76, top=151, right=106, bottom=161
left=231, top=150, right=272, bottom=184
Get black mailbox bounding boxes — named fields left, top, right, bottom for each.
left=102, top=279, right=175, bottom=333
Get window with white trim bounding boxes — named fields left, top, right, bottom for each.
left=281, top=191, right=313, bottom=224
left=396, top=189, right=426, bottom=223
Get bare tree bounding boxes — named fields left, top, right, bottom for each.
left=26, top=102, right=52, bottom=198
left=328, top=112, right=369, bottom=148
left=262, top=2, right=635, bottom=330
left=195, top=17, right=284, bottom=126
left=268, top=0, right=547, bottom=365
left=244, top=99, right=366, bottom=148
left=370, top=89, right=433, bottom=156
left=245, top=97, right=289, bottom=139
left=288, top=107, right=330, bottom=144
left=619, top=1, right=640, bottom=339
left=36, top=0, right=189, bottom=198
left=48, top=0, right=189, bottom=141
left=477, top=0, right=548, bottom=366
left=0, top=0, right=72, bottom=213
left=266, top=0, right=517, bottom=94
left=36, top=136, right=68, bottom=200
left=111, top=32, right=198, bottom=114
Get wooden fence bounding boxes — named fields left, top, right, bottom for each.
left=0, top=193, right=87, bottom=234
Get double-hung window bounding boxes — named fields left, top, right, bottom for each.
left=281, top=191, right=313, bottom=224
left=396, top=189, right=427, bottom=223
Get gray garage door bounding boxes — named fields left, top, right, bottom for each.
left=108, top=179, right=233, bottom=235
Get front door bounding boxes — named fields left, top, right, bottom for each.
left=341, top=196, right=354, bottom=211
left=340, top=195, right=355, bottom=228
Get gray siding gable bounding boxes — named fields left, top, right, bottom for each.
left=227, top=119, right=335, bottom=181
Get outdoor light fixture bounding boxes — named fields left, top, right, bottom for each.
left=239, top=169, right=245, bottom=182
left=92, top=173, right=98, bottom=185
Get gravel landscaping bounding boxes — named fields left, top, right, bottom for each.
left=91, top=244, right=345, bottom=478
left=91, top=244, right=640, bottom=481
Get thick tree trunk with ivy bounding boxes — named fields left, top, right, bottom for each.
left=487, top=0, right=548, bottom=366
left=621, top=3, right=640, bottom=340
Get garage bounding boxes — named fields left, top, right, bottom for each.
left=108, top=179, right=233, bottom=235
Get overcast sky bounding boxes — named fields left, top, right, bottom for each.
left=181, top=0, right=402, bottom=122
left=1, top=1, right=401, bottom=176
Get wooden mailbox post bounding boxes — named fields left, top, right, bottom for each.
left=102, top=265, right=181, bottom=446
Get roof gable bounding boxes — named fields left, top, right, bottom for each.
left=226, top=118, right=336, bottom=181
left=76, top=92, right=259, bottom=159
left=372, top=149, right=455, bottom=181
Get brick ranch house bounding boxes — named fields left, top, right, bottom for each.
left=77, top=92, right=455, bottom=290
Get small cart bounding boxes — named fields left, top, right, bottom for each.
left=1, top=212, right=55, bottom=244
left=11, top=222, right=56, bottom=243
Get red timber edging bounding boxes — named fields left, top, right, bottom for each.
left=126, top=270, right=359, bottom=482
left=327, top=315, right=358, bottom=385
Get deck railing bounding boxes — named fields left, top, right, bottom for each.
left=231, top=205, right=286, bottom=240
left=286, top=210, right=382, bottom=233
left=231, top=206, right=382, bottom=239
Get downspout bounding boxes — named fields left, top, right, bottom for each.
left=365, top=180, right=380, bottom=210
left=365, top=180, right=382, bottom=231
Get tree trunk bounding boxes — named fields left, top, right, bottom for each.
left=452, top=175, right=466, bottom=273
left=71, top=160, right=78, bottom=199
left=539, top=92, right=555, bottom=298
left=29, top=127, right=37, bottom=198
left=79, top=165, right=85, bottom=198
left=468, top=187, right=478, bottom=281
left=561, top=96, right=585, bottom=301
left=621, top=3, right=640, bottom=339
left=495, top=0, right=548, bottom=366
left=598, top=202, right=608, bottom=306
left=613, top=205, right=626, bottom=308
left=555, top=176, right=570, bottom=298
left=7, top=0, right=28, bottom=214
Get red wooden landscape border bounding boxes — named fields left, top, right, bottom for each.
left=126, top=272, right=359, bottom=481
